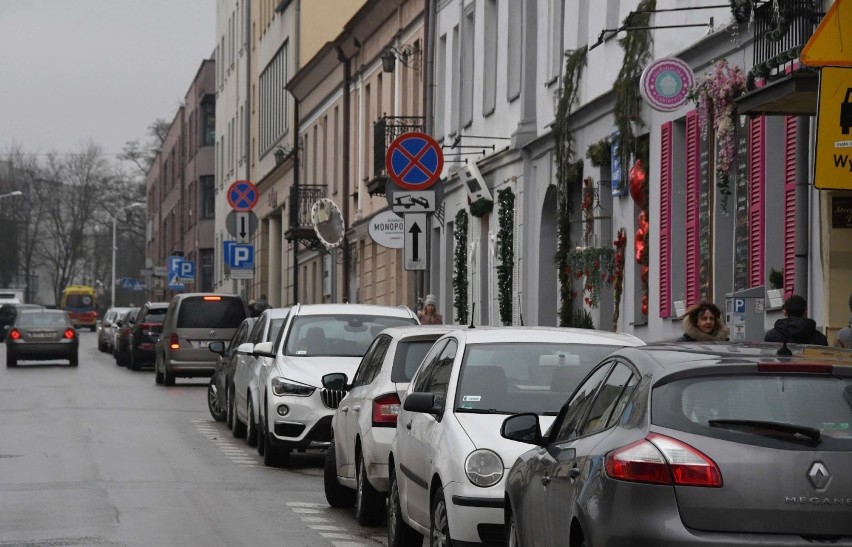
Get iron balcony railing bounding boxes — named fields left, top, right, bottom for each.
left=748, top=0, right=821, bottom=89
left=369, top=116, right=424, bottom=194
left=287, top=184, right=326, bottom=231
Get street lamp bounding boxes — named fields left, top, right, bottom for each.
left=111, top=202, right=145, bottom=308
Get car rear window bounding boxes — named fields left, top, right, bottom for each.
left=653, top=374, right=852, bottom=449
left=17, top=312, right=69, bottom=328
left=144, top=308, right=167, bottom=322
left=66, top=294, right=94, bottom=308
left=177, top=298, right=246, bottom=329
left=285, top=314, right=417, bottom=357
left=392, top=338, right=443, bottom=382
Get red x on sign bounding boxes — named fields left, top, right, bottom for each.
left=227, top=180, right=259, bottom=212
left=386, top=132, right=444, bottom=191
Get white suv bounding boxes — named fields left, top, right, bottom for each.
left=322, top=325, right=452, bottom=525
left=248, top=304, right=419, bottom=467
left=387, top=327, right=644, bottom=547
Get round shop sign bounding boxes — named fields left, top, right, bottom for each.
left=368, top=210, right=405, bottom=249
left=640, top=57, right=694, bottom=112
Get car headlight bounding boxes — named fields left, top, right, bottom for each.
left=465, top=449, right=504, bottom=487
left=271, top=377, right=315, bottom=397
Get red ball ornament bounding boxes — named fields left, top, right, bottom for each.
left=641, top=265, right=649, bottom=285
left=629, top=159, right=647, bottom=208
left=634, top=229, right=645, bottom=264
left=641, top=294, right=648, bottom=316
left=638, top=210, right=649, bottom=235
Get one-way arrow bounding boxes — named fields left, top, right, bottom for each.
left=240, top=215, right=247, bottom=238
left=409, top=221, right=422, bottom=261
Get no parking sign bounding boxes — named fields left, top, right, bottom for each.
left=385, top=132, right=443, bottom=191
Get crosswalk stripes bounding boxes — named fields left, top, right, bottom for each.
left=285, top=502, right=387, bottom=547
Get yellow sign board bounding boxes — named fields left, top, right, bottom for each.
left=801, top=0, right=852, bottom=67
left=814, top=67, right=852, bottom=190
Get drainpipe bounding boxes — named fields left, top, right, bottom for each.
left=422, top=0, right=436, bottom=298
left=796, top=116, right=810, bottom=301
left=243, top=0, right=252, bottom=302
left=337, top=46, right=352, bottom=303
left=293, top=99, right=300, bottom=304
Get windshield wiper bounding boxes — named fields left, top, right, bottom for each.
left=455, top=408, right=510, bottom=414
left=708, top=419, right=821, bottom=444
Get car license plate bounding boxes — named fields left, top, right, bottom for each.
left=29, top=332, right=53, bottom=339
left=194, top=340, right=212, bottom=348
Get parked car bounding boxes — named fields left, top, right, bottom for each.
left=0, top=303, right=44, bottom=342
left=323, top=325, right=453, bottom=525
left=501, top=342, right=852, bottom=547
left=128, top=301, right=169, bottom=371
left=113, top=307, right=140, bottom=367
left=207, top=317, right=257, bottom=422
left=387, top=326, right=644, bottom=547
left=5, top=308, right=79, bottom=367
left=97, top=307, right=130, bottom=352
left=246, top=303, right=419, bottom=468
left=155, top=293, right=248, bottom=386
left=229, top=307, right=290, bottom=448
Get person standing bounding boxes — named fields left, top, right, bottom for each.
left=418, top=294, right=443, bottom=325
left=677, top=302, right=729, bottom=342
left=764, top=294, right=828, bottom=346
left=833, top=292, right=852, bottom=348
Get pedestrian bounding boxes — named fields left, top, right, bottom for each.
left=250, top=294, right=270, bottom=318
left=833, top=292, right=852, bottom=348
left=764, top=294, right=828, bottom=346
left=418, top=294, right=443, bottom=325
left=677, top=301, right=729, bottom=342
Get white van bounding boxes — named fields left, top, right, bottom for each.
left=0, top=289, right=24, bottom=304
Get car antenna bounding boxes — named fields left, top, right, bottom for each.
left=777, top=340, right=792, bottom=357
left=468, top=303, right=476, bottom=329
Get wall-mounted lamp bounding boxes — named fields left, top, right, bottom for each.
left=381, top=42, right=421, bottom=74
left=274, top=145, right=301, bottom=166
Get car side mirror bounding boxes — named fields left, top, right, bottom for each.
left=252, top=341, right=276, bottom=359
left=236, top=342, right=255, bottom=355
left=403, top=392, right=444, bottom=416
left=207, top=341, right=226, bottom=355
left=322, top=372, right=349, bottom=391
left=501, top=413, right=543, bottom=445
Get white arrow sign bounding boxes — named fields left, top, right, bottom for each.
left=404, top=213, right=426, bottom=271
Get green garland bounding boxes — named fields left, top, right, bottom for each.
left=496, top=188, right=515, bottom=325
left=470, top=197, right=493, bottom=218
left=613, top=0, right=655, bottom=192
left=553, top=46, right=587, bottom=327
left=565, top=246, right=616, bottom=309
left=586, top=138, right=611, bottom=168
left=452, top=210, right=469, bottom=324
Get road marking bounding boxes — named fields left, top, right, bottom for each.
left=285, top=503, right=389, bottom=546
left=192, top=420, right=262, bottom=467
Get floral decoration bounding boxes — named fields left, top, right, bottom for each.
left=469, top=197, right=493, bottom=218
left=452, top=210, right=468, bottom=324
left=496, top=188, right=515, bottom=325
left=687, top=59, right=746, bottom=213
left=565, top=246, right=615, bottom=309
left=581, top=177, right=594, bottom=244
left=611, top=228, right=627, bottom=330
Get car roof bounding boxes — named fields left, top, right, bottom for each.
left=261, top=307, right=290, bottom=319
left=143, top=301, right=170, bottom=309
left=293, top=303, right=416, bottom=319
left=19, top=308, right=64, bottom=315
left=172, top=292, right=243, bottom=300
left=374, top=325, right=455, bottom=339
left=446, top=326, right=646, bottom=346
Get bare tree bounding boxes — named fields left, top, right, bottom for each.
left=118, top=117, right=170, bottom=176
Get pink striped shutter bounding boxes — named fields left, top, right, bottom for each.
left=685, top=111, right=700, bottom=305
left=659, top=121, right=673, bottom=318
left=782, top=116, right=797, bottom=298
left=749, top=116, right=766, bottom=288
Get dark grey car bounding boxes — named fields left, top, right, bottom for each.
left=502, top=343, right=852, bottom=547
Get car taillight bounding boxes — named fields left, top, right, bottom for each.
left=9, top=329, right=21, bottom=340
left=169, top=333, right=180, bottom=350
left=64, top=329, right=76, bottom=339
left=605, top=433, right=722, bottom=487
left=757, top=363, right=833, bottom=373
left=372, top=393, right=401, bottom=427
left=203, top=296, right=221, bottom=301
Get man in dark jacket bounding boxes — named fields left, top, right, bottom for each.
left=764, top=294, right=828, bottom=346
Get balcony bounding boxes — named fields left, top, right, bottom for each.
left=284, top=184, right=326, bottom=248
left=736, top=0, right=823, bottom=116
left=367, top=116, right=424, bottom=196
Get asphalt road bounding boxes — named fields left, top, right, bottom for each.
left=0, top=330, right=392, bottom=547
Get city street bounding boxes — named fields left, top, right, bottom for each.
left=0, top=331, right=393, bottom=547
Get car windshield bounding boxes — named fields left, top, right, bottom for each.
left=285, top=314, right=417, bottom=357
left=653, top=374, right=852, bottom=448
left=176, top=298, right=246, bottom=328
left=455, top=342, right=624, bottom=415
left=17, top=312, right=68, bottom=328
left=65, top=294, right=94, bottom=308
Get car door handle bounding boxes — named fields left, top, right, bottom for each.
left=353, top=405, right=361, bottom=413
left=341, top=406, right=349, bottom=412
left=541, top=475, right=550, bottom=486
left=569, top=467, right=580, bottom=479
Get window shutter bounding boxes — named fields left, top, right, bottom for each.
left=685, top=111, right=700, bottom=305
left=659, top=121, right=673, bottom=318
left=783, top=116, right=797, bottom=298
left=748, top=116, right=766, bottom=288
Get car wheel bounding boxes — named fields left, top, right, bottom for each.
left=430, top=485, right=452, bottom=547
left=324, top=441, right=356, bottom=508
left=387, top=467, right=422, bottom=547
left=507, top=509, right=520, bottom=547
left=355, top=453, right=386, bottom=526
left=69, top=353, right=78, bottom=367
left=98, top=341, right=107, bottom=352
left=128, top=348, right=140, bottom=371
left=6, top=353, right=16, bottom=367
left=207, top=378, right=226, bottom=422
left=90, top=325, right=96, bottom=332
left=245, top=397, right=258, bottom=446
left=230, top=388, right=246, bottom=438
left=256, top=408, right=266, bottom=456
left=163, top=362, right=175, bottom=386
left=154, top=355, right=164, bottom=384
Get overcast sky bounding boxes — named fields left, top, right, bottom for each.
left=0, top=0, right=215, bottom=160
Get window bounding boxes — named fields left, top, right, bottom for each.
left=506, top=0, right=522, bottom=101
left=259, top=42, right=288, bottom=153
left=548, top=0, right=565, bottom=82
left=552, top=363, right=612, bottom=442
left=451, top=25, right=460, bottom=131
left=200, top=176, right=214, bottom=219
left=435, top=34, right=447, bottom=139
left=391, top=336, right=446, bottom=383
left=199, top=249, right=214, bottom=292
left=579, top=363, right=636, bottom=436
left=482, top=0, right=497, bottom=116
left=423, top=340, right=456, bottom=401
left=412, top=339, right=450, bottom=393
left=352, top=334, right=392, bottom=388
left=461, top=5, right=475, bottom=127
